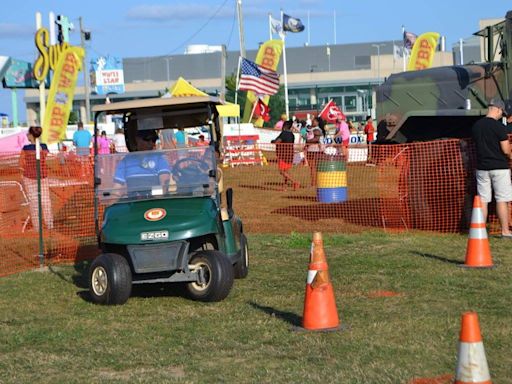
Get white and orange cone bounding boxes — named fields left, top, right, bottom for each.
left=454, top=312, right=491, bottom=384
left=301, top=232, right=341, bottom=331
left=462, top=195, right=494, bottom=268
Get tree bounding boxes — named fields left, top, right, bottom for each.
left=225, top=73, right=246, bottom=113
left=267, top=86, right=285, bottom=127
left=68, top=111, right=79, bottom=124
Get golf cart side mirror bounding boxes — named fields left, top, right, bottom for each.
left=226, top=187, right=234, bottom=218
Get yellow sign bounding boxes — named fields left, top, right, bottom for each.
left=33, top=27, right=71, bottom=82
left=42, top=46, right=84, bottom=144
left=242, top=39, right=283, bottom=126
left=216, top=103, right=240, bottom=117
left=407, top=32, right=440, bottom=71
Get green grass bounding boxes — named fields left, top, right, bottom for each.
left=1, top=232, right=511, bottom=383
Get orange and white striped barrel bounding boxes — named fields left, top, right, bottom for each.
left=454, top=312, right=491, bottom=384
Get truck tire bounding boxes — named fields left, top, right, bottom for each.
left=89, top=253, right=132, bottom=305
left=187, top=250, right=234, bottom=302
left=233, top=234, right=249, bottom=279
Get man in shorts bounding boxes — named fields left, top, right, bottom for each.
left=471, top=98, right=512, bottom=237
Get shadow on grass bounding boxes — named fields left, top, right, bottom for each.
left=248, top=301, right=301, bottom=327
left=410, top=251, right=462, bottom=265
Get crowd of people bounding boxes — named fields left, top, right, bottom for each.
left=270, top=113, right=375, bottom=189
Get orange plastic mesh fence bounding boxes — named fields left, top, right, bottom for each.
left=0, top=152, right=96, bottom=277
left=0, top=139, right=508, bottom=277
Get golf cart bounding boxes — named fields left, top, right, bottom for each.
left=88, top=96, right=248, bottom=305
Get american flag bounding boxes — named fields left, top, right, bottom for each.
left=238, top=57, right=280, bottom=96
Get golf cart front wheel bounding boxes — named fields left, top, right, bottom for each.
left=187, top=250, right=234, bottom=302
left=89, top=253, right=132, bottom=305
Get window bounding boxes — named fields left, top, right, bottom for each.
left=354, top=55, right=371, bottom=69
left=343, top=95, right=357, bottom=112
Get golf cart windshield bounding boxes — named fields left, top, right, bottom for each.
left=96, top=146, right=216, bottom=204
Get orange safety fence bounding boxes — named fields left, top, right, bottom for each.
left=0, top=139, right=508, bottom=277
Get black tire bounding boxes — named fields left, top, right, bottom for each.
left=233, top=234, right=249, bottom=279
left=89, top=253, right=132, bottom=305
left=186, top=250, right=234, bottom=302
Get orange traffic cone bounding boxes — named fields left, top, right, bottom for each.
left=454, top=312, right=491, bottom=384
left=462, top=195, right=494, bottom=268
left=301, top=232, right=341, bottom=331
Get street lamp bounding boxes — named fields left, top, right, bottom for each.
left=371, top=43, right=386, bottom=84
left=164, top=57, right=172, bottom=82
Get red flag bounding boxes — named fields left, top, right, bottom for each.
left=253, top=98, right=271, bottom=122
left=319, top=99, right=346, bottom=123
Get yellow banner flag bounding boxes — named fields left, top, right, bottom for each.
left=42, top=46, right=84, bottom=144
left=242, top=39, right=283, bottom=126
left=407, top=32, right=440, bottom=71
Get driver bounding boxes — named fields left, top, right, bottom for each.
left=113, top=129, right=172, bottom=197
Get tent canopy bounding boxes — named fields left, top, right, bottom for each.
left=162, top=77, right=208, bottom=98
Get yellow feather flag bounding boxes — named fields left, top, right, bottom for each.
left=42, top=46, right=84, bottom=144
left=407, top=32, right=440, bottom=71
left=242, top=39, right=283, bottom=126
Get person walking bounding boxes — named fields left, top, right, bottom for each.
left=471, top=98, right=512, bottom=237
left=20, top=126, right=54, bottom=232
left=271, top=120, right=300, bottom=191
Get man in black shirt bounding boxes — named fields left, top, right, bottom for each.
left=505, top=99, right=512, bottom=134
left=271, top=120, right=300, bottom=191
left=471, top=98, right=512, bottom=237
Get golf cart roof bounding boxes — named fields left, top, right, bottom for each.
left=92, top=95, right=224, bottom=115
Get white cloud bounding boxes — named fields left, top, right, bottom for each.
left=126, top=4, right=233, bottom=21
left=0, top=23, right=33, bottom=39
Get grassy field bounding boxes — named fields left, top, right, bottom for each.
left=1, top=232, right=511, bottom=383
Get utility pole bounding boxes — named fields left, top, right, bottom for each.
left=236, top=0, right=246, bottom=58
left=79, top=17, right=91, bottom=123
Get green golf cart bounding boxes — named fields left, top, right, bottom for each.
left=88, top=96, right=248, bottom=305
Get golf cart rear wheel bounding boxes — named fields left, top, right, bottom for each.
left=89, top=253, right=132, bottom=305
left=187, top=250, right=234, bottom=302
left=234, top=234, right=249, bottom=279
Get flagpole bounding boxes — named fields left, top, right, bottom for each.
left=235, top=56, right=242, bottom=105
left=307, top=10, right=310, bottom=46
left=268, top=13, right=272, bottom=40
left=248, top=95, right=259, bottom=122
left=281, top=10, right=290, bottom=119
left=402, top=25, right=406, bottom=72
left=333, top=9, right=336, bottom=45
left=237, top=0, right=246, bottom=58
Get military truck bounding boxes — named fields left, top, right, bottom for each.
left=376, top=10, right=511, bottom=143
left=372, top=11, right=511, bottom=232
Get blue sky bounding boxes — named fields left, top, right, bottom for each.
left=0, top=0, right=509, bottom=122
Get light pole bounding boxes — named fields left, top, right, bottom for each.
left=371, top=43, right=386, bottom=84
left=326, top=46, right=331, bottom=72
left=164, top=57, right=172, bottom=83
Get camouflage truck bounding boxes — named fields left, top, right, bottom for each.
left=376, top=10, right=511, bottom=143
left=372, top=11, right=512, bottom=232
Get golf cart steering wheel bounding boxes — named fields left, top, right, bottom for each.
left=172, top=157, right=211, bottom=182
